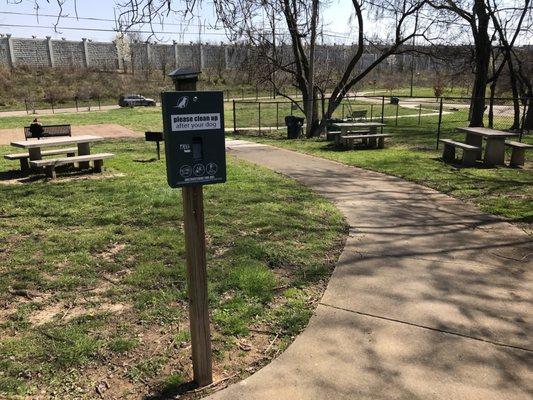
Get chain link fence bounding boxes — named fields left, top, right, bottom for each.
left=232, top=95, right=532, bottom=149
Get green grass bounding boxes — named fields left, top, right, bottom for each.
left=0, top=138, right=345, bottom=398
left=232, top=113, right=532, bottom=227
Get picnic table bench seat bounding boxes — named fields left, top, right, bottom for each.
left=4, top=147, right=78, bottom=171
left=24, top=124, right=71, bottom=140
left=326, top=130, right=341, bottom=141
left=29, top=153, right=114, bottom=179
left=505, top=140, right=533, bottom=167
left=340, top=133, right=392, bottom=149
left=439, top=139, right=481, bottom=167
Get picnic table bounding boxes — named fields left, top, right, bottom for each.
left=9, top=135, right=113, bottom=178
left=457, top=127, right=519, bottom=165
left=332, top=122, right=386, bottom=147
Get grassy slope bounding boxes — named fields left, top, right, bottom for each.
left=0, top=139, right=345, bottom=398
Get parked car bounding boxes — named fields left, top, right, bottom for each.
left=118, top=94, right=156, bottom=107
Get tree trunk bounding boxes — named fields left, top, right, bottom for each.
left=469, top=0, right=491, bottom=127
left=488, top=82, right=496, bottom=128
left=507, top=58, right=521, bottom=130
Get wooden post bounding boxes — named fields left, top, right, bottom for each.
left=171, top=69, right=213, bottom=388
left=182, top=185, right=213, bottom=387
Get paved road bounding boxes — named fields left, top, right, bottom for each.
left=206, top=140, right=532, bottom=400
left=0, top=104, right=122, bottom=118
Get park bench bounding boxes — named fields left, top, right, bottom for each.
left=24, top=124, right=71, bottom=140
left=340, top=133, right=392, bottom=149
left=29, top=153, right=114, bottom=179
left=4, top=147, right=78, bottom=171
left=439, top=139, right=481, bottom=167
left=505, top=140, right=533, bottom=167
left=347, top=110, right=367, bottom=121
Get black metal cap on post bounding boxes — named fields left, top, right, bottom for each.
left=168, top=67, right=201, bottom=91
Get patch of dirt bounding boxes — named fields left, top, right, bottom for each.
left=98, top=243, right=127, bottom=263
left=0, top=290, right=51, bottom=326
left=28, top=300, right=132, bottom=326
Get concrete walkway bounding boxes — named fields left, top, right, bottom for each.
left=207, top=140, right=532, bottom=400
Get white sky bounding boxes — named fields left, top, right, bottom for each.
left=0, top=0, right=359, bottom=43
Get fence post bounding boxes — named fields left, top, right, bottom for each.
left=258, top=102, right=261, bottom=135
left=395, top=103, right=399, bottom=126
left=276, top=102, right=279, bottom=130
left=370, top=104, right=373, bottom=121
left=342, top=104, right=345, bottom=120
left=233, top=100, right=236, bottom=133
left=418, top=104, right=422, bottom=125
left=519, top=97, right=528, bottom=142
left=381, top=96, right=385, bottom=133
left=436, top=97, right=444, bottom=149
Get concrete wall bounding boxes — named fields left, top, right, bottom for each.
left=52, top=40, right=85, bottom=68
left=87, top=41, right=118, bottom=70
left=0, top=35, right=440, bottom=73
left=12, top=37, right=50, bottom=67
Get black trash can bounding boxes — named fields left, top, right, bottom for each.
left=390, top=96, right=399, bottom=105
left=285, top=116, right=304, bottom=139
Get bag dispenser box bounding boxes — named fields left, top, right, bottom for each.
left=162, top=91, right=226, bottom=188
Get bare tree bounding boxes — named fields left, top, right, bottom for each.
left=109, top=0, right=436, bottom=136
left=427, top=0, right=494, bottom=126
left=116, top=0, right=431, bottom=137
left=427, top=0, right=531, bottom=128
left=487, top=0, right=531, bottom=130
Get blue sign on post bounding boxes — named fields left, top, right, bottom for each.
left=162, top=91, right=226, bottom=188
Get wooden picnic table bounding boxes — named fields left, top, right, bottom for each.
left=332, top=122, right=386, bottom=146
left=457, top=127, right=519, bottom=166
left=11, top=135, right=104, bottom=170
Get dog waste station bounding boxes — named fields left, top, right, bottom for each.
left=162, top=67, right=226, bottom=387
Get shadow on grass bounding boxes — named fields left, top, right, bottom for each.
left=144, top=380, right=199, bottom=400
left=0, top=166, right=114, bottom=184
left=133, top=158, right=159, bottom=163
